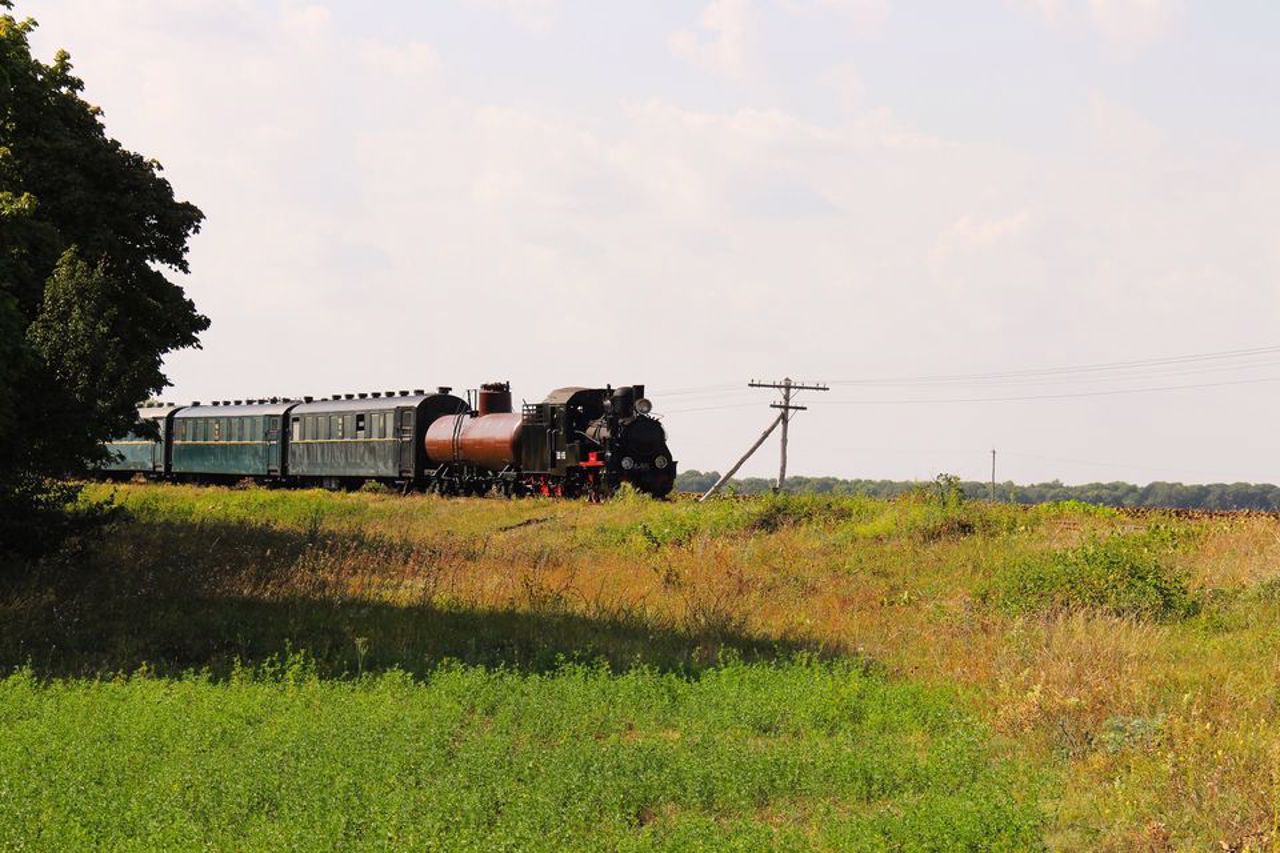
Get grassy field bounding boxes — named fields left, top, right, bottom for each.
left=3, top=483, right=1280, bottom=849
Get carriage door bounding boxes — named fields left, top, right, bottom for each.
left=153, top=420, right=166, bottom=472
left=398, top=408, right=416, bottom=477
left=267, top=416, right=282, bottom=474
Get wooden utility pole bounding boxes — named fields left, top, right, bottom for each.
left=990, top=448, right=996, bottom=501
left=752, top=377, right=829, bottom=493
left=699, top=377, right=828, bottom=501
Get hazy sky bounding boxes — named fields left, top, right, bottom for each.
left=24, top=0, right=1280, bottom=484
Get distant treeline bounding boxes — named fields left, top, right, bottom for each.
left=674, top=469, right=1280, bottom=511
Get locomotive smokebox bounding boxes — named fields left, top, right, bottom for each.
left=425, top=412, right=523, bottom=471
left=477, top=382, right=512, bottom=416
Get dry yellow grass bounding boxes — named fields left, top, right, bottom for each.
left=9, top=483, right=1280, bottom=850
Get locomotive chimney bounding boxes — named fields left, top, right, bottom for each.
left=477, top=381, right=512, bottom=416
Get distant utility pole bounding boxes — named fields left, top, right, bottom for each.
left=990, top=448, right=996, bottom=501
left=699, top=377, right=828, bottom=501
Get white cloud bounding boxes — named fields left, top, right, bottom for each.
left=810, top=0, right=889, bottom=31
left=1088, top=0, right=1174, bottom=51
left=1011, top=0, right=1175, bottom=51
left=821, top=62, right=863, bottom=111
left=1088, top=93, right=1165, bottom=156
left=464, top=0, right=560, bottom=32
left=1008, top=0, right=1067, bottom=24
left=669, top=0, right=755, bottom=80
left=357, top=40, right=440, bottom=78
left=931, top=211, right=1031, bottom=261
left=281, top=3, right=332, bottom=39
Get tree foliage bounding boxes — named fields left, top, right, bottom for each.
left=675, top=469, right=1280, bottom=511
left=0, top=2, right=205, bottom=557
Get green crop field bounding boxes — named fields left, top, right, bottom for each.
left=3, top=483, right=1280, bottom=850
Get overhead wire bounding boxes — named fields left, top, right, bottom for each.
left=830, top=358, right=1280, bottom=390
left=811, top=374, right=1280, bottom=405
left=657, top=346, right=1280, bottom=484
left=657, top=345, right=1280, bottom=417
left=827, top=344, right=1280, bottom=387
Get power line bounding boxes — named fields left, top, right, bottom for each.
left=834, top=358, right=1280, bottom=390
left=660, top=383, right=747, bottom=397
left=812, top=374, right=1280, bottom=405
left=828, top=344, right=1280, bottom=386
left=660, top=345, right=1280, bottom=404
left=663, top=401, right=763, bottom=415
left=665, top=374, right=1280, bottom=412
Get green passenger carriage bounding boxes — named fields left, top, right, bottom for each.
left=102, top=403, right=183, bottom=476
left=287, top=390, right=468, bottom=487
left=171, top=400, right=295, bottom=480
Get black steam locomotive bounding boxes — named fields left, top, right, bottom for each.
left=102, top=382, right=677, bottom=499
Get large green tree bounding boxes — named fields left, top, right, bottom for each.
left=1, top=2, right=206, bottom=556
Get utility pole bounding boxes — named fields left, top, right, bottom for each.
left=752, top=377, right=829, bottom=494
left=990, top=448, right=996, bottom=501
left=699, top=377, right=828, bottom=501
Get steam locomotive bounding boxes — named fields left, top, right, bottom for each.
left=102, top=382, right=676, bottom=498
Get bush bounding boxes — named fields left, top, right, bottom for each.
left=980, top=531, right=1198, bottom=620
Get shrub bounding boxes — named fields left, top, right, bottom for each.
left=744, top=493, right=860, bottom=533
left=980, top=531, right=1198, bottom=620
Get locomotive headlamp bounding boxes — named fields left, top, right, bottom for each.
left=635, top=398, right=652, bottom=415
left=621, top=456, right=635, bottom=470
left=654, top=455, right=669, bottom=469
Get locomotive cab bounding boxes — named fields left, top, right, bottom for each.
left=542, top=385, right=676, bottom=497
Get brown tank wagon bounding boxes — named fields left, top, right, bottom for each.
left=425, top=412, right=523, bottom=471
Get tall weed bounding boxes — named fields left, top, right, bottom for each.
left=981, top=528, right=1197, bottom=620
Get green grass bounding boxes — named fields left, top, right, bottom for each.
left=980, top=527, right=1198, bottom=620
left=0, top=658, right=1041, bottom=851
left=7, top=483, right=1280, bottom=849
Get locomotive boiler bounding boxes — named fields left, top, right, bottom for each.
left=424, top=382, right=676, bottom=498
